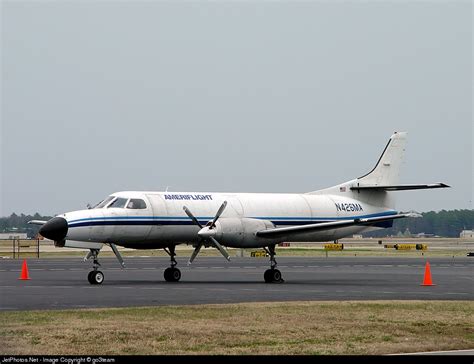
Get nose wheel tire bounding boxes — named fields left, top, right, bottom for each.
left=264, top=269, right=283, bottom=283
left=88, top=270, right=104, bottom=285
left=164, top=267, right=181, bottom=282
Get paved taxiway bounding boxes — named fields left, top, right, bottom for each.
left=1, top=257, right=472, bottom=310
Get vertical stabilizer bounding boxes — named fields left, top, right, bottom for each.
left=357, top=132, right=407, bottom=186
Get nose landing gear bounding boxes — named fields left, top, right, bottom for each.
left=85, top=249, right=104, bottom=285
left=164, top=245, right=181, bottom=282
left=263, top=244, right=284, bottom=283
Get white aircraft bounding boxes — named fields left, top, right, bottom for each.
left=30, top=132, right=448, bottom=284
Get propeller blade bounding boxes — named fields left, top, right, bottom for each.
left=209, top=237, right=231, bottom=261
left=210, top=201, right=227, bottom=229
left=183, top=206, right=203, bottom=228
left=188, top=243, right=203, bottom=265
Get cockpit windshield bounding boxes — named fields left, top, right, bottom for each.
left=108, top=197, right=128, bottom=209
left=94, top=196, right=115, bottom=209
left=94, top=196, right=147, bottom=209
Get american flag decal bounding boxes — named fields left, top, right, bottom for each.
left=339, top=186, right=346, bottom=192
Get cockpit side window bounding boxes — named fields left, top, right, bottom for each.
left=95, top=196, right=115, bottom=209
left=108, top=197, right=128, bottom=208
left=126, top=198, right=147, bottom=209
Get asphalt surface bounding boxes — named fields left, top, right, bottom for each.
left=0, top=256, right=472, bottom=310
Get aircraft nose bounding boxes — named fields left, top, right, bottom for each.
left=39, top=217, right=68, bottom=241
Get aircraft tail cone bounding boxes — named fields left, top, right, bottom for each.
left=19, top=259, right=31, bottom=280
left=421, top=261, right=435, bottom=286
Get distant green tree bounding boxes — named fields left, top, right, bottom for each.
left=0, top=213, right=53, bottom=238
left=363, top=209, right=474, bottom=238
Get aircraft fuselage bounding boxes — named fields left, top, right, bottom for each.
left=61, top=191, right=396, bottom=249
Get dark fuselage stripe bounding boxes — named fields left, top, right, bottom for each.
left=67, top=220, right=335, bottom=228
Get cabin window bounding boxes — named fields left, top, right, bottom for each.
left=126, top=199, right=147, bottom=209
left=94, top=196, right=115, bottom=209
left=108, top=197, right=128, bottom=208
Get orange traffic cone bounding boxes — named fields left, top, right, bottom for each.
left=19, top=259, right=30, bottom=280
left=421, top=261, right=435, bottom=286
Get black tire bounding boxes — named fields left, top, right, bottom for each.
left=164, top=267, right=172, bottom=282
left=164, top=267, right=181, bottom=282
left=91, top=271, right=104, bottom=285
left=264, top=269, right=283, bottom=283
left=264, top=269, right=273, bottom=283
left=87, top=271, right=94, bottom=284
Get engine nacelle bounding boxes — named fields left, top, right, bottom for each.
left=212, top=218, right=276, bottom=248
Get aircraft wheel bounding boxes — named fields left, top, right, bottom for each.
left=264, top=269, right=283, bottom=283
left=88, top=270, right=104, bottom=285
left=271, top=269, right=282, bottom=282
left=164, top=267, right=181, bottom=282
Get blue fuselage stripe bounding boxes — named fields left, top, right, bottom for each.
left=67, top=211, right=397, bottom=229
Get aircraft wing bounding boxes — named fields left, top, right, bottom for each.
left=256, top=212, right=420, bottom=239
left=27, top=220, right=48, bottom=226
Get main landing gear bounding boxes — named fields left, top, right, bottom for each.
left=86, top=249, right=104, bottom=285
left=263, top=244, right=284, bottom=283
left=164, top=246, right=181, bottom=282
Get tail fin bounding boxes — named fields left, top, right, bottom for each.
left=357, top=131, right=407, bottom=186
left=307, top=132, right=449, bottom=203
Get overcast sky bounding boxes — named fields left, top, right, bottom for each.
left=1, top=1, right=472, bottom=217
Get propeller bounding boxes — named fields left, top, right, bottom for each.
left=183, top=201, right=231, bottom=264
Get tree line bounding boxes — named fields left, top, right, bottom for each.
left=363, top=209, right=474, bottom=238
left=0, top=213, right=53, bottom=238
left=0, top=210, right=472, bottom=238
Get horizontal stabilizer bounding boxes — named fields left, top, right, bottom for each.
left=350, top=183, right=450, bottom=191
left=256, top=212, right=419, bottom=239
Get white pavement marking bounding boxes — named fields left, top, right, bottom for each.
left=445, top=292, right=469, bottom=295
